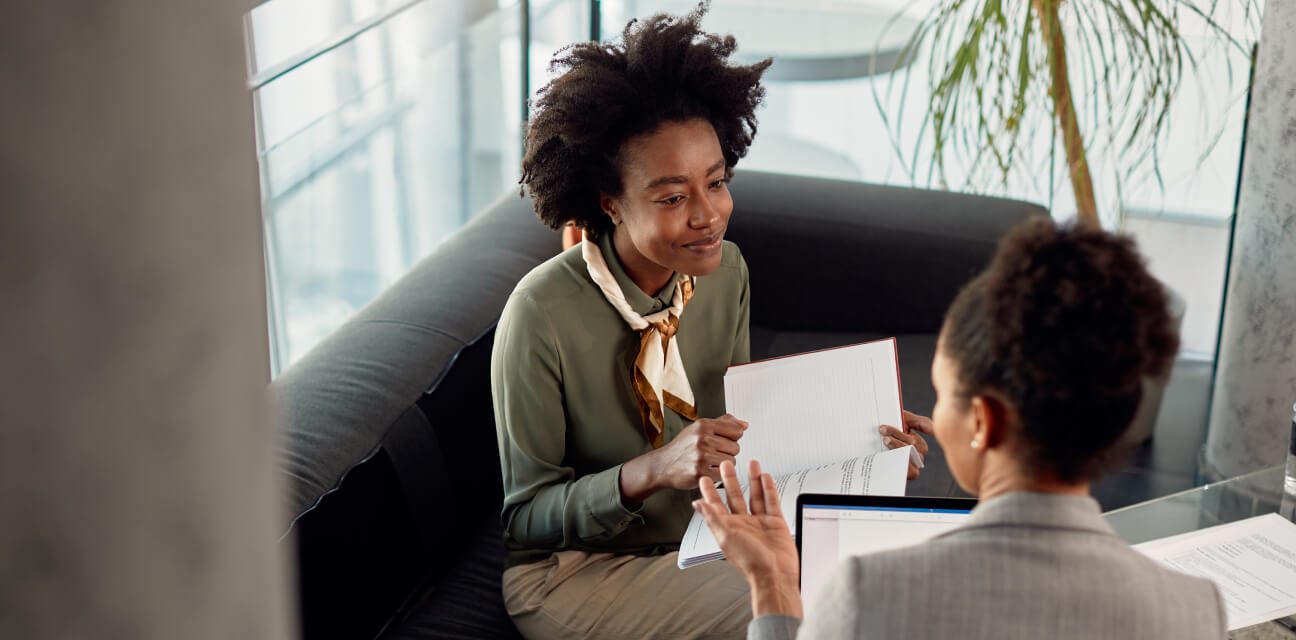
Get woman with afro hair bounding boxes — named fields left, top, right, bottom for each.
left=491, top=5, right=928, bottom=638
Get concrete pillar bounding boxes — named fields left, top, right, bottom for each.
left=0, top=2, right=293, bottom=639
left=1203, top=2, right=1296, bottom=480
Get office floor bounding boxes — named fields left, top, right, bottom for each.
left=908, top=358, right=1214, bottom=511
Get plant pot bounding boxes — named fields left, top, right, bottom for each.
left=1120, top=286, right=1187, bottom=446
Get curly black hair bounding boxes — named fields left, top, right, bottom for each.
left=519, top=2, right=770, bottom=236
left=942, top=219, right=1179, bottom=483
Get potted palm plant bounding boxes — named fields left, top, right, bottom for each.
left=880, top=0, right=1257, bottom=228
left=880, top=0, right=1258, bottom=442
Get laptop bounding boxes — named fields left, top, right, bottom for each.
left=796, top=494, right=978, bottom=614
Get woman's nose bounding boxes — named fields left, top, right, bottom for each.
left=690, top=193, right=720, bottom=228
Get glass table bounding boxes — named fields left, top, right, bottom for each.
left=1105, top=466, right=1290, bottom=544
left=1104, top=465, right=1296, bottom=636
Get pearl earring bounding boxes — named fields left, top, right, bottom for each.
left=970, top=439, right=981, bottom=449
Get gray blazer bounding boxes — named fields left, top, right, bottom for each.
left=750, top=492, right=1226, bottom=640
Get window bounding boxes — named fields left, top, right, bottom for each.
left=248, top=0, right=538, bottom=374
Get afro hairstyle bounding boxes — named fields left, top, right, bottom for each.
left=519, top=2, right=770, bottom=236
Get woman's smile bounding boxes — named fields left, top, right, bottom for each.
left=682, top=230, right=725, bottom=254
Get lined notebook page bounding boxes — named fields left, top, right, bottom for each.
left=726, top=338, right=903, bottom=479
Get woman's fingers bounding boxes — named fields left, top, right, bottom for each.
left=748, top=460, right=766, bottom=516
left=879, top=424, right=917, bottom=449
left=695, top=479, right=732, bottom=531
left=698, top=475, right=724, bottom=508
left=706, top=419, right=746, bottom=443
left=693, top=498, right=728, bottom=541
left=719, top=461, right=748, bottom=516
left=902, top=410, right=936, bottom=435
left=704, top=465, right=723, bottom=483
left=704, top=434, right=741, bottom=457
left=911, top=429, right=929, bottom=456
left=705, top=432, right=746, bottom=458
left=718, top=413, right=750, bottom=430
left=703, top=453, right=734, bottom=485
left=761, top=473, right=784, bottom=519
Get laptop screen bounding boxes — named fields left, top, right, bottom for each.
left=797, top=495, right=976, bottom=615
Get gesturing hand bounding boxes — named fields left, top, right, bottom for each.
left=694, top=460, right=802, bottom=617
left=650, top=414, right=747, bottom=491
left=880, top=410, right=933, bottom=480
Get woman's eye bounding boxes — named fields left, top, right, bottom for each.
left=709, top=179, right=726, bottom=190
left=658, top=195, right=685, bottom=206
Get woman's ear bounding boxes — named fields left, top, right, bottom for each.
left=971, top=393, right=1012, bottom=450
left=599, top=194, right=620, bottom=226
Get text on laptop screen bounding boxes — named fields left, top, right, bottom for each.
left=800, top=504, right=973, bottom=615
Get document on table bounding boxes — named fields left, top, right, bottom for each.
left=1134, top=512, right=1296, bottom=630
left=677, top=445, right=912, bottom=569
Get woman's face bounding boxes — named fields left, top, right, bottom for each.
left=931, top=339, right=984, bottom=495
left=602, top=118, right=733, bottom=284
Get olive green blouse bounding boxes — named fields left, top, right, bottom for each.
left=492, top=232, right=751, bottom=567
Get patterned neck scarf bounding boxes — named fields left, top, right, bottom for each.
left=582, top=235, right=698, bottom=448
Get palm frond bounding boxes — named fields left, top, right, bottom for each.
left=873, top=0, right=1261, bottom=221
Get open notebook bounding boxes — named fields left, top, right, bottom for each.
left=678, top=338, right=917, bottom=569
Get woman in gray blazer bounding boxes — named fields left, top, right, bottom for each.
left=694, top=218, right=1227, bottom=640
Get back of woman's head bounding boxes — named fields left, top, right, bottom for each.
left=942, top=218, right=1179, bottom=483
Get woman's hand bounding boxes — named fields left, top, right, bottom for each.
left=651, top=414, right=747, bottom=490
left=620, top=414, right=747, bottom=504
left=879, top=410, right=933, bottom=480
left=694, top=460, right=803, bottom=618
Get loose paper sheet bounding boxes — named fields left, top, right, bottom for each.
left=1134, top=512, right=1296, bottom=630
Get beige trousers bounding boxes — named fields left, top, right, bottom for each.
left=502, top=550, right=752, bottom=640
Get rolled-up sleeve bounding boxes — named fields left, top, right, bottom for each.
left=492, top=291, right=643, bottom=549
